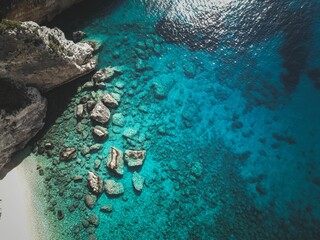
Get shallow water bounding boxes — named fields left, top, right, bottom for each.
left=35, top=0, right=320, bottom=239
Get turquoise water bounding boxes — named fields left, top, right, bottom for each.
left=36, top=0, right=320, bottom=239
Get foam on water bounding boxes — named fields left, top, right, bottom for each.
left=34, top=0, right=320, bottom=239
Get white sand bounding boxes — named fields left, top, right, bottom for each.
left=0, top=154, right=50, bottom=240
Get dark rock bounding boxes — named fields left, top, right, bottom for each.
left=72, top=31, right=87, bottom=42
left=88, top=214, right=99, bottom=227
left=100, top=205, right=113, bottom=213
left=124, top=150, right=146, bottom=167
left=86, top=100, right=96, bottom=112
left=106, top=147, right=124, bottom=175
left=44, top=142, right=54, bottom=150
left=57, top=210, right=64, bottom=220
left=59, top=147, right=77, bottom=161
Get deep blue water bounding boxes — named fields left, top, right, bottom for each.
left=38, top=0, right=320, bottom=239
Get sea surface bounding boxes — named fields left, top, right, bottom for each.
left=33, top=0, right=320, bottom=239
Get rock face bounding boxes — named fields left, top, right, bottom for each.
left=0, top=20, right=97, bottom=92
left=106, top=147, right=124, bottom=175
left=87, top=171, right=103, bottom=195
left=124, top=150, right=146, bottom=167
left=105, top=180, right=124, bottom=195
left=0, top=80, right=47, bottom=170
left=1, top=0, right=85, bottom=24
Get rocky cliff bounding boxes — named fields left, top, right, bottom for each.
left=0, top=19, right=97, bottom=170
left=0, top=0, right=84, bottom=23
left=0, top=20, right=97, bottom=91
left=0, top=80, right=47, bottom=170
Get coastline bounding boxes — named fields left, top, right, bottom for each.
left=0, top=152, right=52, bottom=240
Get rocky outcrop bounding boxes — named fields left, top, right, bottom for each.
left=0, top=20, right=97, bottom=92
left=1, top=0, right=85, bottom=24
left=0, top=80, right=47, bottom=170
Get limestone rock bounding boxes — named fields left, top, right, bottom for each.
left=59, top=147, right=77, bottom=161
left=105, top=180, right=124, bottom=195
left=106, top=147, right=124, bottom=175
left=132, top=171, right=145, bottom=192
left=92, top=66, right=122, bottom=84
left=0, top=80, right=46, bottom=170
left=2, top=0, right=85, bottom=23
left=102, top=93, right=119, bottom=108
left=87, top=171, right=103, bottom=195
left=0, top=20, right=97, bottom=92
left=84, top=194, right=97, bottom=209
left=75, top=104, right=85, bottom=118
left=124, top=150, right=146, bottom=167
left=90, top=101, right=110, bottom=124
left=92, top=126, right=108, bottom=139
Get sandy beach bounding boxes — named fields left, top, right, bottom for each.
left=0, top=153, right=50, bottom=240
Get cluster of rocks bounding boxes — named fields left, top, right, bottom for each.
left=84, top=147, right=147, bottom=210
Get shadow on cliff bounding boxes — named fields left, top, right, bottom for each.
left=46, top=0, right=123, bottom=37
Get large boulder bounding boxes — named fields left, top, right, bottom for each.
left=124, top=150, right=146, bottom=167
left=1, top=0, right=85, bottom=24
left=59, top=147, right=77, bottom=161
left=0, top=20, right=97, bottom=92
left=90, top=101, right=110, bottom=124
left=0, top=80, right=47, bottom=170
left=106, top=147, right=124, bottom=175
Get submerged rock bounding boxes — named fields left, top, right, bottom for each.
left=105, top=180, right=124, bottom=195
left=59, top=147, right=77, bottom=161
left=0, top=20, right=97, bottom=92
left=106, top=147, right=124, bottom=175
left=90, top=144, right=103, bottom=153
left=132, top=171, right=145, bottom=192
left=92, top=66, right=122, bottom=83
left=84, top=194, right=97, bottom=209
left=92, top=126, right=108, bottom=139
left=102, top=93, right=119, bottom=108
left=0, top=80, right=46, bottom=170
left=87, top=171, right=103, bottom=195
left=100, top=205, right=113, bottom=213
left=124, top=150, right=146, bottom=167
left=112, top=113, right=125, bottom=127
left=90, top=101, right=110, bottom=124
left=72, top=30, right=87, bottom=42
